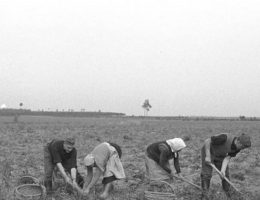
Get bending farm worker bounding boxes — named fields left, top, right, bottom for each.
left=43, top=137, right=84, bottom=195
left=201, top=132, right=251, bottom=200
left=145, top=138, right=186, bottom=181
left=83, top=142, right=125, bottom=200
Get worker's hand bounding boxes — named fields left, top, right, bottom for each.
left=205, top=156, right=211, bottom=165
left=72, top=181, right=82, bottom=193
left=72, top=180, right=77, bottom=187
left=220, top=171, right=226, bottom=179
left=64, top=176, right=72, bottom=184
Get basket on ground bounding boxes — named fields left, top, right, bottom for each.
left=144, top=180, right=176, bottom=200
left=17, top=176, right=40, bottom=185
left=14, top=184, right=46, bottom=200
left=54, top=186, right=77, bottom=200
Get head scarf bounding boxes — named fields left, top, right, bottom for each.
left=84, top=154, right=95, bottom=166
left=166, top=138, right=186, bottom=152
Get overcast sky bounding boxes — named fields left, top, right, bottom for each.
left=0, top=0, right=260, bottom=117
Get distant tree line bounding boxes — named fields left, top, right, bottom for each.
left=0, top=108, right=125, bottom=118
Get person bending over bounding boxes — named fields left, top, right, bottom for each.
left=83, top=142, right=125, bottom=199
left=145, top=138, right=186, bottom=181
left=43, top=137, right=83, bottom=195
left=201, top=132, right=251, bottom=199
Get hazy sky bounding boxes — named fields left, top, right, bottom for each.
left=1, top=0, right=260, bottom=116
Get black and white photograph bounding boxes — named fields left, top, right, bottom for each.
left=0, top=0, right=259, bottom=199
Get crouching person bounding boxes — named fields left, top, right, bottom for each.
left=82, top=142, right=125, bottom=200
left=145, top=138, right=186, bottom=181
left=43, top=137, right=84, bottom=195
left=201, top=133, right=251, bottom=200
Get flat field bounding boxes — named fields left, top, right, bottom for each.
left=0, top=116, right=259, bottom=200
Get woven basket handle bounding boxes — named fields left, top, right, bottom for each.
left=149, top=180, right=175, bottom=193
left=41, top=185, right=47, bottom=200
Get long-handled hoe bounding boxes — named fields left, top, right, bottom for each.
left=209, top=163, right=247, bottom=199
left=171, top=173, right=202, bottom=191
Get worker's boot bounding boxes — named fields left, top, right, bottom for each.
left=201, top=179, right=210, bottom=200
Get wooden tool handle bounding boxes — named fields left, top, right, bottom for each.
left=172, top=174, right=202, bottom=191
left=209, top=163, right=242, bottom=194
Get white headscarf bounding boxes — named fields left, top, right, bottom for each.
left=166, top=138, right=186, bottom=152
left=83, top=154, right=95, bottom=166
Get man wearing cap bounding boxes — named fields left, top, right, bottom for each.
left=43, top=137, right=83, bottom=195
left=201, top=133, right=251, bottom=199
left=82, top=142, right=125, bottom=200
left=145, top=138, right=186, bottom=181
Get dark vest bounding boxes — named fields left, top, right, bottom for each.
left=210, top=133, right=235, bottom=160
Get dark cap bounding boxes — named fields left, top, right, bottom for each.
left=64, top=137, right=75, bottom=146
left=238, top=133, right=251, bottom=148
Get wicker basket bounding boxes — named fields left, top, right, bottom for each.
left=14, top=184, right=46, bottom=200
left=54, top=186, right=78, bottom=200
left=17, top=176, right=40, bottom=185
left=144, top=180, right=176, bottom=200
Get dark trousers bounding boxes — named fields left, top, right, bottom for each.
left=44, top=145, right=55, bottom=193
left=201, top=146, right=231, bottom=198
